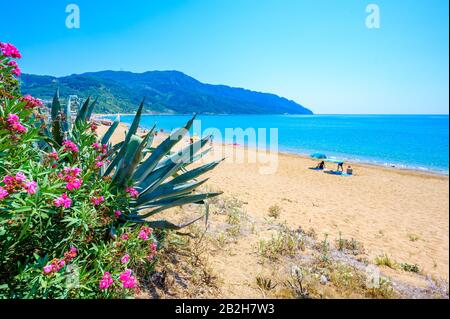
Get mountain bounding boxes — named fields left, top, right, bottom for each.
left=20, top=70, right=313, bottom=115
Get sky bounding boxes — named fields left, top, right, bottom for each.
left=1, top=0, right=448, bottom=114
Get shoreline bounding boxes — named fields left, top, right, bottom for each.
left=97, top=119, right=448, bottom=178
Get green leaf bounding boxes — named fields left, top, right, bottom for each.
left=104, top=99, right=145, bottom=176
left=132, top=115, right=196, bottom=183
left=100, top=116, right=120, bottom=145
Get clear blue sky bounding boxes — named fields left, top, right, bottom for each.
left=1, top=0, right=448, bottom=114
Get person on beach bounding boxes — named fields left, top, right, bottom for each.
left=337, top=162, right=344, bottom=172
left=316, top=161, right=325, bottom=170
left=346, top=165, right=353, bottom=175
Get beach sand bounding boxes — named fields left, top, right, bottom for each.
left=97, top=123, right=449, bottom=297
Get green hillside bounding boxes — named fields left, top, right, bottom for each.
left=20, top=70, right=313, bottom=115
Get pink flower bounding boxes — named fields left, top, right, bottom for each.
left=24, top=181, right=38, bottom=194
left=43, top=258, right=65, bottom=274
left=15, top=172, right=27, bottom=183
left=7, top=113, right=19, bottom=124
left=121, top=254, right=130, bottom=264
left=7, top=60, right=21, bottom=76
left=2, top=175, right=14, bottom=185
left=66, top=178, right=83, bottom=190
left=119, top=269, right=137, bottom=289
left=95, top=161, right=104, bottom=168
left=43, top=265, right=53, bottom=274
left=115, top=210, right=122, bottom=217
left=138, top=230, right=149, bottom=241
left=122, top=276, right=137, bottom=289
left=0, top=187, right=9, bottom=200
left=54, top=193, right=72, bottom=208
left=49, top=152, right=59, bottom=160
left=64, top=246, right=78, bottom=262
left=62, top=140, right=79, bottom=153
left=91, top=196, right=104, bottom=206
left=92, top=142, right=100, bottom=150
left=125, top=187, right=139, bottom=198
left=0, top=42, right=22, bottom=58
left=22, top=95, right=43, bottom=109
left=99, top=272, right=114, bottom=290
left=119, top=269, right=132, bottom=282
left=11, top=122, right=27, bottom=134
left=120, top=233, right=129, bottom=241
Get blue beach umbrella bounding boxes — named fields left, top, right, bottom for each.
left=310, top=153, right=327, bottom=159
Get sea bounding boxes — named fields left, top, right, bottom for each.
left=104, top=114, right=449, bottom=175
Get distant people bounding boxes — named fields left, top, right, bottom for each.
left=189, top=137, right=194, bottom=144
left=316, top=161, right=325, bottom=170
left=337, top=162, right=344, bottom=172
left=346, top=165, right=353, bottom=175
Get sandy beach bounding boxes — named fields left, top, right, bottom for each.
left=97, top=123, right=449, bottom=297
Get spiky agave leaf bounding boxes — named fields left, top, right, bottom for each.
left=104, top=99, right=145, bottom=176
left=132, top=115, right=196, bottom=183
left=101, top=116, right=120, bottom=146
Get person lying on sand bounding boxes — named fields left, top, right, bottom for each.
left=315, top=161, right=325, bottom=170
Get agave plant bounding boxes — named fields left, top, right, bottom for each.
left=42, top=90, right=223, bottom=229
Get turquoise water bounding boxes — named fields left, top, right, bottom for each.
left=106, top=114, right=449, bottom=174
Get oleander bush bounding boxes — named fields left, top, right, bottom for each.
left=0, top=42, right=221, bottom=298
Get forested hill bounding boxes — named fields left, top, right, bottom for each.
left=20, top=70, right=313, bottom=115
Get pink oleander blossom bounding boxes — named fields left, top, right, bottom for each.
left=54, top=193, right=72, bottom=208
left=95, top=161, right=104, bottom=168
left=7, top=60, right=21, bottom=76
left=119, top=269, right=137, bottom=289
left=15, top=172, right=27, bottom=183
left=122, top=276, right=137, bottom=289
left=22, top=95, right=43, bottom=109
left=43, top=265, right=53, bottom=274
left=66, top=178, right=83, bottom=190
left=62, top=140, right=79, bottom=153
left=49, top=152, right=59, bottom=160
left=99, top=272, right=114, bottom=290
left=0, top=42, right=22, bottom=58
left=121, top=254, right=130, bottom=264
left=0, top=187, right=8, bottom=199
left=24, top=181, right=38, bottom=194
left=120, top=233, right=129, bottom=241
left=7, top=113, right=19, bottom=124
left=11, top=121, right=27, bottom=134
left=91, top=196, right=104, bottom=206
left=138, top=230, right=149, bottom=241
left=115, top=210, right=122, bottom=217
left=42, top=258, right=65, bottom=275
left=125, top=187, right=139, bottom=198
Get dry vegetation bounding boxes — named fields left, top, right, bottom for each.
left=138, top=188, right=449, bottom=299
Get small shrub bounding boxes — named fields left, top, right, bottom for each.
left=268, top=205, right=281, bottom=219
left=258, top=226, right=304, bottom=261
left=408, top=234, right=420, bottom=242
left=374, top=254, right=397, bottom=269
left=400, top=263, right=420, bottom=273
left=256, top=276, right=277, bottom=291
left=336, top=233, right=365, bottom=255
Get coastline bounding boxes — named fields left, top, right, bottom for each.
left=94, top=115, right=449, bottom=177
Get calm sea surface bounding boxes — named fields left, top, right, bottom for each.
left=105, top=114, right=449, bottom=174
